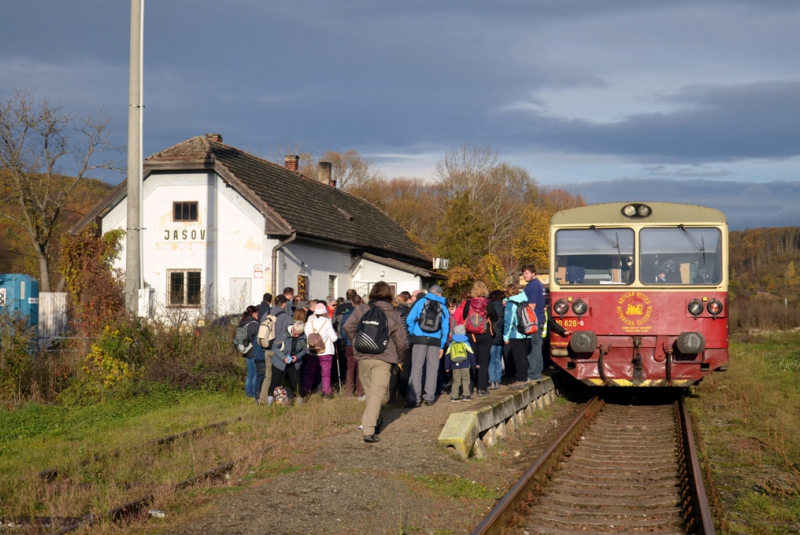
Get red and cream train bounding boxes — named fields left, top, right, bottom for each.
left=547, top=202, right=728, bottom=387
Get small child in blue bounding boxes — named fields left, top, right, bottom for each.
left=445, top=325, right=477, bottom=401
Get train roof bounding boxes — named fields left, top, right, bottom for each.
left=550, top=202, right=727, bottom=226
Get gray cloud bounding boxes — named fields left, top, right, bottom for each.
left=571, top=179, right=800, bottom=230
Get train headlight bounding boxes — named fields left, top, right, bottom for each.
left=553, top=299, right=569, bottom=317
left=688, top=300, right=704, bottom=318
left=570, top=331, right=597, bottom=353
left=707, top=299, right=723, bottom=317
left=677, top=332, right=706, bottom=354
left=621, top=203, right=652, bottom=218
left=572, top=299, right=588, bottom=317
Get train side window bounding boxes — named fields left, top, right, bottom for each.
left=640, top=228, right=722, bottom=285
left=555, top=228, right=634, bottom=285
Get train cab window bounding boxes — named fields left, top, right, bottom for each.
left=554, top=228, right=634, bottom=285
left=640, top=227, right=722, bottom=285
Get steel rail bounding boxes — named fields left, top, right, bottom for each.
left=680, top=397, right=716, bottom=534
left=471, top=395, right=718, bottom=535
left=470, top=396, right=603, bottom=535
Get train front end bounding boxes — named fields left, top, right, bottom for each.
left=548, top=202, right=729, bottom=387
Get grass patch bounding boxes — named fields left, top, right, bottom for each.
left=398, top=473, right=500, bottom=500
left=691, top=330, right=800, bottom=533
left=0, top=390, right=363, bottom=522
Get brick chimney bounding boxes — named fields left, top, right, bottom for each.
left=284, top=155, right=299, bottom=171
left=206, top=133, right=223, bottom=142
left=319, top=161, right=335, bottom=187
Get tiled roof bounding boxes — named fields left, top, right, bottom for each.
left=144, top=135, right=429, bottom=263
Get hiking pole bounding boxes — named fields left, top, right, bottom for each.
left=335, top=351, right=343, bottom=393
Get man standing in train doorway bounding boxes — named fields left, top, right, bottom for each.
left=522, top=264, right=547, bottom=382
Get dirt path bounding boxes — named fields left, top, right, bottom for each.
left=163, top=388, right=579, bottom=535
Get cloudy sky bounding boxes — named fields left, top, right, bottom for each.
left=2, top=0, right=799, bottom=229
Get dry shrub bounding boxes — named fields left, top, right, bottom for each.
left=730, top=297, right=800, bottom=334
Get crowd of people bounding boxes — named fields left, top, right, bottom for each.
left=236, top=264, right=571, bottom=443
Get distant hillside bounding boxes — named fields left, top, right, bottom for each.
left=0, top=177, right=113, bottom=279
left=729, top=227, right=800, bottom=303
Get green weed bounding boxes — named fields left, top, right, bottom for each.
left=401, top=474, right=499, bottom=500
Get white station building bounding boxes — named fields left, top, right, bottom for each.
left=72, top=134, right=444, bottom=317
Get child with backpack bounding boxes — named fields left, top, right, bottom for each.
left=445, top=325, right=476, bottom=401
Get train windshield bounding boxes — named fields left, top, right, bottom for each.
left=554, top=228, right=634, bottom=285
left=640, top=227, right=722, bottom=285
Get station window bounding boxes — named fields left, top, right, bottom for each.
left=173, top=201, right=198, bottom=222
left=168, top=270, right=202, bottom=306
left=554, top=228, right=635, bottom=285
left=329, top=275, right=337, bottom=298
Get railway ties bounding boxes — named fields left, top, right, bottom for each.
left=471, top=396, right=717, bottom=535
left=526, top=404, right=684, bottom=534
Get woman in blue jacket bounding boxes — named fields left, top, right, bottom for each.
left=503, top=284, right=530, bottom=386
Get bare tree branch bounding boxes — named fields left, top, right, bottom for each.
left=0, top=89, right=122, bottom=291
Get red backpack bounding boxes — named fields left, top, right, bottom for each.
left=465, top=298, right=491, bottom=335
left=516, top=302, right=539, bottom=336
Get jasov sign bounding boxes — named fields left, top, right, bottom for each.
left=163, top=229, right=206, bottom=241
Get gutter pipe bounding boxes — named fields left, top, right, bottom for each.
left=271, top=232, right=296, bottom=295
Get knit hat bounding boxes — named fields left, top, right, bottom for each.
left=453, top=324, right=466, bottom=336
left=314, top=303, right=327, bottom=315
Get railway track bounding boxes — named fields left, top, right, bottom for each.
left=472, top=396, right=722, bottom=535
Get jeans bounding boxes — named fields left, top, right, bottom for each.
left=489, top=344, right=504, bottom=383
left=509, top=339, right=529, bottom=382
left=344, top=346, right=363, bottom=396
left=246, top=358, right=266, bottom=399
left=318, top=354, right=334, bottom=395
left=527, top=324, right=545, bottom=380
left=470, top=336, right=492, bottom=392
left=410, top=344, right=440, bottom=403
left=303, top=355, right=319, bottom=394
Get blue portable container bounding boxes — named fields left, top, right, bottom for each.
left=0, top=274, right=40, bottom=327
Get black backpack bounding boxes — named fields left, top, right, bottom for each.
left=354, top=303, right=390, bottom=354
left=418, top=299, right=442, bottom=334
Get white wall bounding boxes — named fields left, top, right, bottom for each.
left=352, top=258, right=422, bottom=296
left=279, top=240, right=353, bottom=300
left=103, top=171, right=268, bottom=316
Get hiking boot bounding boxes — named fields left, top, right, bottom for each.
left=450, top=396, right=462, bottom=402
left=477, top=390, right=490, bottom=397
left=406, top=400, right=421, bottom=408
left=363, top=434, right=380, bottom=443
left=424, top=400, right=435, bottom=406
left=461, top=395, right=472, bottom=402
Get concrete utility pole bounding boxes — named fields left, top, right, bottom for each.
left=125, top=0, right=144, bottom=313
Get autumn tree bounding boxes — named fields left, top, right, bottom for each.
left=349, top=177, right=443, bottom=251
left=436, top=192, right=490, bottom=267
left=0, top=90, right=120, bottom=291
left=512, top=205, right=551, bottom=271
left=435, top=145, right=535, bottom=266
